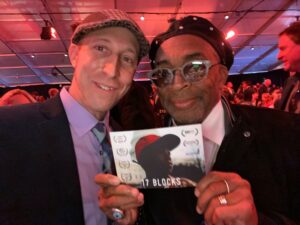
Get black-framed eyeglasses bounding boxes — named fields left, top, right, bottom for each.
left=148, top=60, right=218, bottom=87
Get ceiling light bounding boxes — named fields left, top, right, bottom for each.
left=225, top=30, right=235, bottom=40
left=251, top=47, right=255, bottom=51
left=40, top=20, right=56, bottom=40
left=224, top=15, right=230, bottom=20
left=140, top=15, right=145, bottom=21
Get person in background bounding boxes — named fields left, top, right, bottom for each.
left=0, top=88, right=36, bottom=106
left=258, top=79, right=272, bottom=94
left=48, top=87, right=60, bottom=98
left=276, top=21, right=300, bottom=112
left=96, top=15, right=300, bottom=225
left=0, top=9, right=149, bottom=225
left=30, top=90, right=46, bottom=102
left=270, top=88, right=282, bottom=109
left=111, top=80, right=156, bottom=130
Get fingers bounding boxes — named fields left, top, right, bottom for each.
left=196, top=174, right=249, bottom=213
left=208, top=200, right=257, bottom=225
left=203, top=187, right=253, bottom=223
left=98, top=184, right=144, bottom=209
left=95, top=173, right=143, bottom=225
left=195, top=171, right=258, bottom=225
left=195, top=171, right=238, bottom=196
left=95, top=173, right=121, bottom=187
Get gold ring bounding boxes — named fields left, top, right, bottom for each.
left=223, top=179, right=230, bottom=194
left=218, top=195, right=228, bottom=205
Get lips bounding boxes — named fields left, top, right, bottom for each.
left=172, top=98, right=196, bottom=109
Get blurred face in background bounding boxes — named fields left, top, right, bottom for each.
left=277, top=34, right=300, bottom=72
left=7, top=94, right=32, bottom=106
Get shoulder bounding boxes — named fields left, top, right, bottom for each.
left=231, top=104, right=300, bottom=130
left=0, top=96, right=65, bottom=131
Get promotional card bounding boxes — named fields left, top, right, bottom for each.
left=109, top=124, right=205, bottom=189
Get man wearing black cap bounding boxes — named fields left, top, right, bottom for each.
left=96, top=16, right=300, bottom=225
left=0, top=9, right=148, bottom=225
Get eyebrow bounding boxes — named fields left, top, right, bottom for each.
left=92, top=37, right=138, bottom=56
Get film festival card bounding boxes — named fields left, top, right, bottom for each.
left=109, top=124, right=206, bottom=189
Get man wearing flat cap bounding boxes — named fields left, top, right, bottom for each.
left=0, top=9, right=149, bottom=225
left=97, top=15, right=300, bottom=225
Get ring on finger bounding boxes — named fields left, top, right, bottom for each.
left=218, top=195, right=228, bottom=206
left=112, top=208, right=124, bottom=220
left=223, top=179, right=230, bottom=194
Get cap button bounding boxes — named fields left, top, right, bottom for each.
left=243, top=131, right=251, bottom=138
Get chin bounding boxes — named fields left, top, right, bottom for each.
left=172, top=110, right=204, bottom=125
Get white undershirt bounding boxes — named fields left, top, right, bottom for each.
left=171, top=100, right=225, bottom=172
left=201, top=101, right=225, bottom=172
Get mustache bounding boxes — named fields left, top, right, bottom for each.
left=160, top=89, right=202, bottom=101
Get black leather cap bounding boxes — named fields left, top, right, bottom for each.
left=149, top=16, right=234, bottom=70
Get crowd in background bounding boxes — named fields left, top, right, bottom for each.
left=0, top=77, right=293, bottom=112
left=222, top=79, right=284, bottom=109
left=0, top=87, right=60, bottom=106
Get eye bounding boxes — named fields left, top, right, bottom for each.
left=94, top=45, right=108, bottom=53
left=122, top=55, right=136, bottom=65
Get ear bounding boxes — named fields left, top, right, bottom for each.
left=68, top=43, right=79, bottom=67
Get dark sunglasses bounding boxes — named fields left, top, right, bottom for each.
left=148, top=60, right=218, bottom=87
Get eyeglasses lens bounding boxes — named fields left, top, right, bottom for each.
left=150, top=60, right=210, bottom=87
left=183, top=62, right=207, bottom=82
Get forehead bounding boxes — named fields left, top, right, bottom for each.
left=155, top=34, right=219, bottom=64
left=80, top=27, right=139, bottom=50
left=278, top=34, right=295, bottom=47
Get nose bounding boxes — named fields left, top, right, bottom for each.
left=172, top=69, right=189, bottom=88
left=102, top=55, right=120, bottom=78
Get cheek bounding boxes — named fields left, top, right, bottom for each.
left=119, top=74, right=134, bottom=95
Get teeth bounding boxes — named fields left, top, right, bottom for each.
left=99, top=84, right=113, bottom=91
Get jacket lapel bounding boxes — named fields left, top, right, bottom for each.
left=37, top=96, right=85, bottom=224
left=213, top=114, right=256, bottom=172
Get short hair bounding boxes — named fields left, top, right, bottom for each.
left=279, top=21, right=300, bottom=44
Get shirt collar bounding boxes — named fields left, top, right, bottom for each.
left=60, top=87, right=110, bottom=137
left=202, top=100, right=225, bottom=146
left=171, top=100, right=225, bottom=146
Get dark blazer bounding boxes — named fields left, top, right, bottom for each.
left=0, top=96, right=120, bottom=225
left=276, top=73, right=300, bottom=110
left=141, top=104, right=300, bottom=225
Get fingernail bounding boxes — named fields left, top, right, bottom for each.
left=110, top=177, right=120, bottom=185
left=138, top=193, right=144, bottom=204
